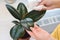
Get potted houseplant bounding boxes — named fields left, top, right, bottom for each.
left=6, top=3, right=46, bottom=40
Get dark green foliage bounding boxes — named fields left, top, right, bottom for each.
left=17, top=3, right=28, bottom=19
left=10, top=24, right=25, bottom=40
left=25, top=10, right=46, bottom=22
left=6, top=3, right=46, bottom=40
left=6, top=5, right=21, bottom=20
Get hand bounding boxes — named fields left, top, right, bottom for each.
left=26, top=23, right=53, bottom=40
left=35, top=0, right=60, bottom=10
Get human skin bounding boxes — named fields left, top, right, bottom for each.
left=26, top=23, right=55, bottom=40
left=36, top=0, right=60, bottom=10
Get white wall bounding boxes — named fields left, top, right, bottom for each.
left=0, top=2, right=15, bottom=40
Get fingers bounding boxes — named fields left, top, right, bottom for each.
left=30, top=27, right=37, bottom=34
left=26, top=23, right=51, bottom=40
left=30, top=24, right=47, bottom=35
left=26, top=30, right=36, bottom=38
left=30, top=26, right=41, bottom=36
left=30, top=26, right=42, bottom=39
left=34, top=23, right=42, bottom=31
left=34, top=0, right=49, bottom=10
left=26, top=29, right=40, bottom=40
left=40, top=1, right=45, bottom=5
left=34, top=5, right=47, bottom=11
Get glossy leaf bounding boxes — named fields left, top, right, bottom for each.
left=21, top=18, right=34, bottom=31
left=6, top=5, right=21, bottom=20
left=10, top=24, right=25, bottom=40
left=12, top=21, right=20, bottom=25
left=25, top=10, right=46, bottom=22
left=17, top=3, right=28, bottom=19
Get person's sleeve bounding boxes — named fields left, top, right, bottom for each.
left=51, top=24, right=60, bottom=40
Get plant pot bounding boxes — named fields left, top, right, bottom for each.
left=18, top=37, right=30, bottom=40
left=18, top=31, right=30, bottom=40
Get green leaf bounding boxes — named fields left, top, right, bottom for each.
left=10, top=24, right=25, bottom=40
left=12, top=21, right=20, bottom=25
left=25, top=10, right=46, bottom=22
left=6, top=4, right=21, bottom=20
left=17, top=3, right=28, bottom=19
left=21, top=18, right=34, bottom=31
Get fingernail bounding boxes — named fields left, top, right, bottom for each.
left=30, top=27, right=33, bottom=30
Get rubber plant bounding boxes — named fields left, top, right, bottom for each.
left=6, top=3, right=46, bottom=40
